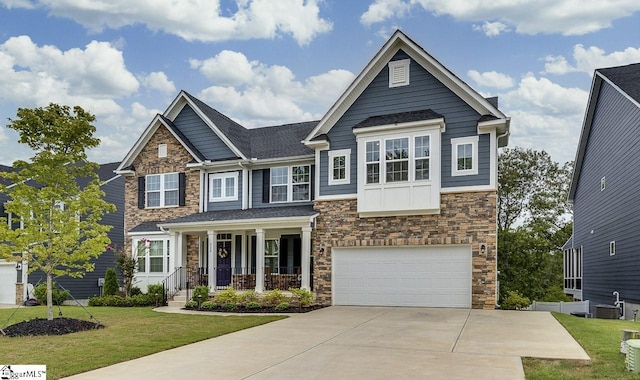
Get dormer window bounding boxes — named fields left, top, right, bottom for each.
left=388, top=59, right=410, bottom=88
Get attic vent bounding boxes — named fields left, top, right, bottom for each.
left=158, top=143, right=167, bottom=158
left=388, top=59, right=410, bottom=88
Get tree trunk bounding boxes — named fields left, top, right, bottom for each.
left=46, top=273, right=53, bottom=321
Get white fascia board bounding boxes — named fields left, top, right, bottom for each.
left=115, top=169, right=135, bottom=176
left=186, top=159, right=251, bottom=171
left=128, top=230, right=169, bottom=237
left=304, top=139, right=330, bottom=150
left=158, top=214, right=319, bottom=232
left=353, top=118, right=445, bottom=136
left=247, top=155, right=315, bottom=170
left=304, top=30, right=505, bottom=143
left=441, top=185, right=497, bottom=193
left=169, top=91, right=247, bottom=160
left=100, top=174, right=122, bottom=186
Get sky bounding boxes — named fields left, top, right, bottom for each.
left=0, top=0, right=638, bottom=166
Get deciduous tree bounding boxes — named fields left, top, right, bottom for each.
left=0, top=103, right=115, bottom=320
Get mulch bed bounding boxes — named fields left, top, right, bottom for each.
left=184, top=304, right=326, bottom=313
left=2, top=317, right=103, bottom=337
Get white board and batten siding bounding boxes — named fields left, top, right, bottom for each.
left=332, top=245, right=472, bottom=308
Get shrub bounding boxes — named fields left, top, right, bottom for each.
left=245, top=301, right=261, bottom=310
left=147, top=284, right=164, bottom=305
left=238, top=290, right=259, bottom=305
left=263, top=289, right=286, bottom=306
left=221, top=303, right=237, bottom=311
left=539, top=286, right=574, bottom=302
left=130, top=286, right=142, bottom=296
left=200, top=301, right=216, bottom=310
left=185, top=300, right=198, bottom=309
left=192, top=285, right=210, bottom=302
left=501, top=291, right=531, bottom=310
left=214, top=288, right=238, bottom=305
left=289, top=288, right=313, bottom=307
left=88, top=296, right=104, bottom=306
left=103, top=268, right=119, bottom=296
left=34, top=283, right=69, bottom=305
left=274, top=302, right=290, bottom=311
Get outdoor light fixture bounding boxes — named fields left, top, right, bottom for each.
left=481, top=244, right=486, bottom=254
left=319, top=248, right=325, bottom=253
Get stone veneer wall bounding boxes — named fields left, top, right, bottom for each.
left=312, top=191, right=497, bottom=310
left=15, top=283, right=24, bottom=305
left=124, top=126, right=200, bottom=251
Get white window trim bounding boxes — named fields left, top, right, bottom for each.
left=158, top=143, right=167, bottom=158
left=361, top=134, right=431, bottom=186
left=209, top=172, right=238, bottom=202
left=388, top=59, right=410, bottom=88
left=328, top=149, right=351, bottom=186
left=451, top=136, right=479, bottom=177
left=133, top=237, right=170, bottom=274
left=146, top=172, right=179, bottom=208
left=270, top=165, right=311, bottom=203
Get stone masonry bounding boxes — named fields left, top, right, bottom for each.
left=312, top=191, right=497, bottom=309
left=124, top=126, right=199, bottom=251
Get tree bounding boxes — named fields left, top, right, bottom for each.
left=103, top=268, right=119, bottom=296
left=0, top=103, right=115, bottom=320
left=114, top=245, right=137, bottom=297
left=497, top=147, right=573, bottom=302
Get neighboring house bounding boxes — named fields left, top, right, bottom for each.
left=116, top=30, right=510, bottom=309
left=0, top=164, right=22, bottom=304
left=0, top=162, right=124, bottom=304
left=566, top=62, right=640, bottom=317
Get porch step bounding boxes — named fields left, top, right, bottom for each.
left=167, top=290, right=187, bottom=308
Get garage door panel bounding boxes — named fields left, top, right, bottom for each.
left=333, top=246, right=471, bottom=308
left=0, top=263, right=17, bottom=304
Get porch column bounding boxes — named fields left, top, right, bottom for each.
left=301, top=226, right=312, bottom=290
left=169, top=231, right=181, bottom=274
left=207, top=230, right=217, bottom=290
left=241, top=231, right=247, bottom=274
left=255, top=228, right=265, bottom=292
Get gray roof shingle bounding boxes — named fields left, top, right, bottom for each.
left=129, top=221, right=164, bottom=233
left=598, top=63, right=640, bottom=104
left=161, top=205, right=317, bottom=225
left=353, top=109, right=444, bottom=130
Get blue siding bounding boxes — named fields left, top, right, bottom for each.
left=573, top=81, right=640, bottom=306
left=319, top=50, right=490, bottom=197
left=28, top=175, right=125, bottom=299
left=252, top=169, right=314, bottom=208
left=174, top=105, right=237, bottom=160
left=207, top=171, right=243, bottom=211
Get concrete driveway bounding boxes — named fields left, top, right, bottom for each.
left=64, top=306, right=589, bottom=380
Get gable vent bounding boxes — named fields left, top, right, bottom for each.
left=389, top=59, right=410, bottom=88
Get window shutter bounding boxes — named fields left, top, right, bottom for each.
left=262, top=169, right=270, bottom=204
left=137, top=177, right=145, bottom=209
left=310, top=165, right=315, bottom=201
left=179, top=172, right=186, bottom=206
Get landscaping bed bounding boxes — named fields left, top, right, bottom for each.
left=184, top=304, right=326, bottom=313
left=2, top=317, right=103, bottom=337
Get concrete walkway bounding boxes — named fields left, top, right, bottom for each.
left=64, top=306, right=589, bottom=380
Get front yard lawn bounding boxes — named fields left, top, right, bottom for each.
left=0, top=306, right=285, bottom=379
left=524, top=312, right=640, bottom=379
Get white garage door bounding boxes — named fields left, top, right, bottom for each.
left=333, top=246, right=471, bottom=308
left=0, top=261, right=17, bottom=304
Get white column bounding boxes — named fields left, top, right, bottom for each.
left=301, top=226, right=312, bottom=290
left=242, top=168, right=249, bottom=210
left=241, top=231, right=247, bottom=274
left=207, top=230, right=216, bottom=290
left=255, top=228, right=265, bottom=292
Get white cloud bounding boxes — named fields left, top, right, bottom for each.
left=360, top=0, right=411, bottom=25
left=544, top=44, right=640, bottom=75
left=363, top=0, right=640, bottom=36
left=498, top=74, right=589, bottom=163
left=14, top=0, right=332, bottom=46
left=0, top=35, right=138, bottom=111
left=192, top=50, right=354, bottom=127
left=472, top=21, right=510, bottom=37
left=468, top=70, right=514, bottom=89
left=140, top=72, right=176, bottom=94
left=0, top=0, right=34, bottom=9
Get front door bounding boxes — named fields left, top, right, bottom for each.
left=216, top=241, right=232, bottom=287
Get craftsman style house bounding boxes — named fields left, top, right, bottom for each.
left=116, top=30, right=510, bottom=309
left=566, top=63, right=640, bottom=317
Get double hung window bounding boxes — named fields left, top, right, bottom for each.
left=270, top=165, right=310, bottom=202
left=209, top=172, right=238, bottom=202
left=146, top=173, right=179, bottom=207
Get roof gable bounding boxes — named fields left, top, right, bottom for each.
left=304, top=29, right=508, bottom=143
left=568, top=63, right=640, bottom=200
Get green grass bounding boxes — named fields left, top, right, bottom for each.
left=524, top=313, right=640, bottom=379
left=0, top=306, right=286, bottom=379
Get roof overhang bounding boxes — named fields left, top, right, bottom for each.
left=158, top=214, right=319, bottom=232
left=303, top=30, right=506, bottom=145
left=478, top=117, right=511, bottom=147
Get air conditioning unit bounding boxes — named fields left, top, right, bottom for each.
left=626, top=339, right=640, bottom=373
left=621, top=330, right=639, bottom=354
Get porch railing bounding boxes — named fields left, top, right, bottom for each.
left=161, top=267, right=184, bottom=305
